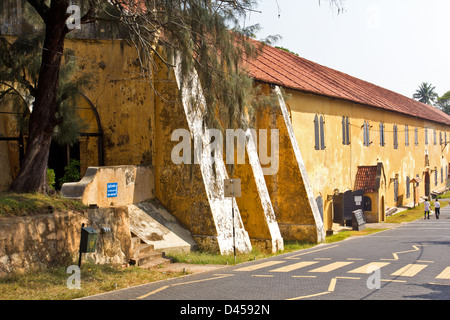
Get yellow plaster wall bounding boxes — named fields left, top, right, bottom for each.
left=233, top=159, right=271, bottom=240
left=64, top=38, right=155, bottom=173
left=285, top=90, right=450, bottom=229
left=152, top=53, right=224, bottom=252
left=253, top=84, right=322, bottom=243
left=362, top=192, right=379, bottom=223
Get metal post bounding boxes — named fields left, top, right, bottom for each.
left=232, top=197, right=236, bottom=263
left=78, top=223, right=84, bottom=267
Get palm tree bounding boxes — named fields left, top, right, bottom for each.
left=413, top=82, right=438, bottom=105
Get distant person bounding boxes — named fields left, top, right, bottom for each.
left=424, top=197, right=430, bottom=219
left=434, top=199, right=440, bottom=219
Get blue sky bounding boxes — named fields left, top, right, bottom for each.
left=244, top=0, right=450, bottom=99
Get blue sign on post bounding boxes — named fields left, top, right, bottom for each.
left=107, top=183, right=118, bottom=198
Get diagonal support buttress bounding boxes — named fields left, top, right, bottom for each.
left=274, top=86, right=325, bottom=243
left=172, top=54, right=252, bottom=255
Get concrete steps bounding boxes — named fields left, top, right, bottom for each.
left=127, top=199, right=198, bottom=269
left=130, top=236, right=172, bottom=269
left=127, top=200, right=197, bottom=254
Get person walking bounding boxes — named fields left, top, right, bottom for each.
left=424, top=197, right=430, bottom=219
left=434, top=198, right=440, bottom=219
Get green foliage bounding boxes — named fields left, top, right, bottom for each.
left=1, top=0, right=276, bottom=159
left=58, top=159, right=81, bottom=188
left=275, top=46, right=299, bottom=56
left=436, top=91, right=450, bottom=115
left=114, top=0, right=279, bottom=130
left=413, top=82, right=438, bottom=105
left=0, top=1, right=92, bottom=145
left=0, top=192, right=86, bottom=217
left=46, top=168, right=56, bottom=190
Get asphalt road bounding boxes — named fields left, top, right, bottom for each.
left=82, top=206, right=450, bottom=302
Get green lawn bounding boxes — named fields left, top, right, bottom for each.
left=436, top=190, right=450, bottom=199
left=0, top=262, right=184, bottom=300
left=0, top=192, right=86, bottom=217
left=385, top=200, right=448, bottom=223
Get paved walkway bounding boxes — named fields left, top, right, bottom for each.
left=155, top=262, right=227, bottom=274
left=82, top=202, right=450, bottom=300
left=82, top=204, right=450, bottom=301
left=160, top=220, right=402, bottom=275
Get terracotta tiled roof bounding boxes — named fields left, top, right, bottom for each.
left=355, top=166, right=378, bottom=193
left=244, top=41, right=450, bottom=126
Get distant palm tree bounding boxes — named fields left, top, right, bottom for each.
left=413, top=82, right=438, bottom=105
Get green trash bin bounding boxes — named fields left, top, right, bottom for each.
left=80, top=226, right=98, bottom=253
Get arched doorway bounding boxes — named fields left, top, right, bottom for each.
left=380, top=195, right=385, bottom=221
left=76, top=92, right=104, bottom=171
left=0, top=92, right=30, bottom=190
left=1, top=89, right=103, bottom=190
left=47, top=91, right=104, bottom=189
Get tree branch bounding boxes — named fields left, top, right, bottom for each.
left=26, top=0, right=50, bottom=21
left=80, top=5, right=97, bottom=24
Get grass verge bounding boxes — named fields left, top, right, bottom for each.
left=0, top=262, right=185, bottom=300
left=168, top=241, right=318, bottom=266
left=324, top=228, right=386, bottom=243
left=436, top=190, right=450, bottom=199
left=0, top=192, right=86, bottom=217
left=385, top=200, right=448, bottom=223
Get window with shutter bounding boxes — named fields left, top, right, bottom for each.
left=380, top=122, right=385, bottom=146
left=364, top=121, right=370, bottom=146
left=314, top=115, right=319, bottom=150
left=342, top=116, right=350, bottom=145
left=345, top=116, right=350, bottom=145
left=319, top=115, right=325, bottom=150
left=393, top=125, right=398, bottom=149
left=405, top=125, right=409, bottom=146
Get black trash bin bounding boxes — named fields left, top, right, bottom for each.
left=80, top=226, right=98, bottom=253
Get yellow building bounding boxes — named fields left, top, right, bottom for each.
left=2, top=37, right=450, bottom=253
left=245, top=42, right=450, bottom=232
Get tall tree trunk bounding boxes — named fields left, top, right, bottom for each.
left=9, top=1, right=70, bottom=194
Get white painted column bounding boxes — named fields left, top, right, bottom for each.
left=274, top=86, right=325, bottom=242
left=245, top=128, right=284, bottom=252
left=173, top=56, right=252, bottom=254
